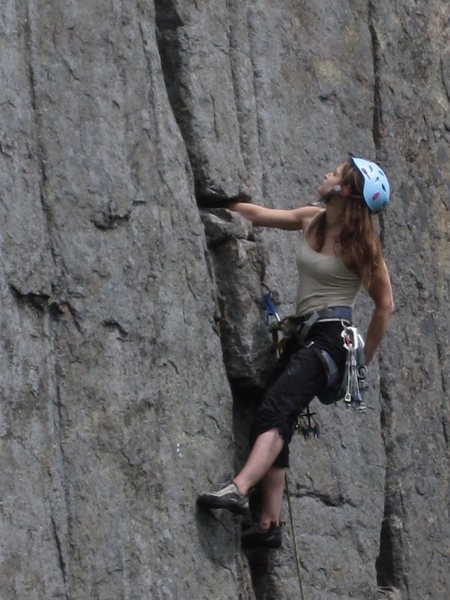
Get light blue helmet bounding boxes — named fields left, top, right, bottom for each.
left=350, top=156, right=390, bottom=213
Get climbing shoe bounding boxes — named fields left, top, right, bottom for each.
left=241, top=522, right=282, bottom=549
left=197, top=481, right=249, bottom=515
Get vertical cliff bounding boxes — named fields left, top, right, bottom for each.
left=0, top=1, right=448, bottom=599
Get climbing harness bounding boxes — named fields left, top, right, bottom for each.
left=262, top=286, right=367, bottom=424
left=263, top=286, right=369, bottom=411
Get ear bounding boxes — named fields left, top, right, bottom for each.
left=340, top=184, right=353, bottom=198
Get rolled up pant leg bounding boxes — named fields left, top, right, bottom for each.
left=250, top=344, right=327, bottom=468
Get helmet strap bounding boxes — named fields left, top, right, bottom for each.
left=318, top=185, right=342, bottom=205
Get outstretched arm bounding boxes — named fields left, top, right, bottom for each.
left=228, top=201, right=323, bottom=231
left=364, top=259, right=394, bottom=364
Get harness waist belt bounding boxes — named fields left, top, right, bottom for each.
left=296, top=306, right=352, bottom=346
left=300, top=306, right=352, bottom=324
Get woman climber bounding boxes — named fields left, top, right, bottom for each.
left=197, top=155, right=394, bottom=549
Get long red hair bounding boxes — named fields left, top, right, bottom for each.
left=309, top=162, right=383, bottom=287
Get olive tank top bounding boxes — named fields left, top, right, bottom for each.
left=296, top=235, right=361, bottom=317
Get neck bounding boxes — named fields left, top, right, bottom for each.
left=325, top=196, right=346, bottom=229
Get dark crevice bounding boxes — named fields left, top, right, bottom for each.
left=376, top=537, right=396, bottom=595
left=155, top=5, right=277, bottom=598
left=376, top=383, right=408, bottom=594
left=439, top=54, right=450, bottom=102
left=377, top=373, right=400, bottom=588
left=10, top=284, right=83, bottom=332
left=245, top=6, right=267, bottom=200
left=242, top=549, right=272, bottom=600
left=375, top=483, right=407, bottom=593
left=53, top=376, right=76, bottom=595
left=230, top=346, right=275, bottom=600
left=23, top=8, right=56, bottom=262
left=51, top=516, right=68, bottom=591
left=13, top=14, right=75, bottom=577
left=225, top=1, right=252, bottom=183
left=22, top=2, right=72, bottom=313
left=154, top=1, right=209, bottom=197
left=10, top=284, right=49, bottom=312
left=369, top=2, right=383, bottom=151
left=154, top=0, right=184, bottom=30
left=202, top=212, right=272, bottom=599
left=369, top=3, right=402, bottom=594
left=375, top=492, right=396, bottom=589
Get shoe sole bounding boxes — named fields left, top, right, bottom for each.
left=197, top=496, right=248, bottom=515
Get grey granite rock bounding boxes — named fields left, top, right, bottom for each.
left=0, top=1, right=448, bottom=599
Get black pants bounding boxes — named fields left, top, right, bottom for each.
left=250, top=321, right=348, bottom=468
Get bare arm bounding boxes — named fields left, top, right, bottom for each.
left=228, top=201, right=323, bottom=231
left=364, top=259, right=394, bottom=364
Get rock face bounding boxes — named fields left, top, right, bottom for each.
left=0, top=1, right=448, bottom=599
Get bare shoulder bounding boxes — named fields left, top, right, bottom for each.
left=291, top=206, right=324, bottom=231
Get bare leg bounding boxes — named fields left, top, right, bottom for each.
left=234, top=428, right=284, bottom=496
left=259, top=467, right=285, bottom=528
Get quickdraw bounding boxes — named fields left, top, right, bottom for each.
left=295, top=409, right=320, bottom=439
left=262, top=285, right=281, bottom=326
left=340, top=325, right=368, bottom=411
